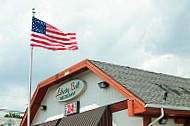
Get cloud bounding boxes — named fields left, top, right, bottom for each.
left=0, top=85, right=27, bottom=113
left=145, top=0, right=190, bottom=56
left=0, top=0, right=190, bottom=114
left=141, top=54, right=190, bottom=78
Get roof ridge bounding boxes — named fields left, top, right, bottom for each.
left=88, top=59, right=190, bottom=82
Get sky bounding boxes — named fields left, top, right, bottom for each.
left=0, top=0, right=190, bottom=116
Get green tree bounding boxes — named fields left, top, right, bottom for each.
left=4, top=113, right=23, bottom=119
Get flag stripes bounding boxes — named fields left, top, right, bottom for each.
left=31, top=34, right=77, bottom=45
left=30, top=44, right=78, bottom=51
left=31, top=17, right=78, bottom=51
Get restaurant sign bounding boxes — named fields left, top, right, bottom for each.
left=65, top=101, right=79, bottom=116
left=54, top=80, right=86, bottom=102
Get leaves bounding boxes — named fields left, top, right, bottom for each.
left=4, top=112, right=23, bottom=119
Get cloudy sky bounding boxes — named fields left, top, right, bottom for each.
left=0, top=0, right=190, bottom=116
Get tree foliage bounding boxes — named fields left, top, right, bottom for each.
left=4, top=113, right=23, bottom=119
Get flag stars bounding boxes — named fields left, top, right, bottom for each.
left=32, top=17, right=46, bottom=34
left=30, top=17, right=78, bottom=51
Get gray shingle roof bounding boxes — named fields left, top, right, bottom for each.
left=89, top=60, right=190, bottom=108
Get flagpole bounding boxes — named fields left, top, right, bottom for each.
left=28, top=8, right=35, bottom=126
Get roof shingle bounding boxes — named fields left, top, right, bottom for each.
left=89, top=60, right=190, bottom=108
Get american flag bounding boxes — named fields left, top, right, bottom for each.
left=31, top=17, right=78, bottom=51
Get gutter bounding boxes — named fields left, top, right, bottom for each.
left=148, top=108, right=164, bottom=126
left=145, top=104, right=190, bottom=111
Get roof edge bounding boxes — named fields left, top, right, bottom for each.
left=88, top=60, right=190, bottom=81
left=145, top=104, right=190, bottom=111
left=21, top=59, right=147, bottom=126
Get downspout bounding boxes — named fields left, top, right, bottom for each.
left=148, top=108, right=164, bottom=126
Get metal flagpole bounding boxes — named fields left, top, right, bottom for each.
left=27, top=8, right=35, bottom=126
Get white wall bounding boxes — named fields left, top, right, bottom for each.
left=32, top=70, right=134, bottom=125
left=31, top=70, right=184, bottom=126
left=152, top=118, right=183, bottom=126
left=113, top=110, right=142, bottom=126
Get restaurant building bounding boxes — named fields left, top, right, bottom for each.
left=20, top=59, right=190, bottom=126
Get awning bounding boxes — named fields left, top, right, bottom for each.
left=33, top=106, right=112, bottom=126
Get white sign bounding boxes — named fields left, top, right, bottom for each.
left=54, top=80, right=86, bottom=102
left=65, top=101, right=79, bottom=115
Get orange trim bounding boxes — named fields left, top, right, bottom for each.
left=86, top=60, right=145, bottom=106
left=20, top=87, right=48, bottom=126
left=146, top=108, right=190, bottom=116
left=38, top=59, right=88, bottom=88
left=20, top=110, right=27, bottom=126
left=20, top=59, right=89, bottom=126
left=128, top=99, right=135, bottom=116
left=143, top=116, right=151, bottom=126
left=127, top=99, right=146, bottom=116
left=20, top=59, right=190, bottom=126
left=39, top=64, right=87, bottom=88
left=21, top=59, right=147, bottom=126
left=175, top=118, right=186, bottom=124
left=111, top=100, right=128, bottom=113
left=136, top=108, right=190, bottom=118
left=133, top=100, right=146, bottom=114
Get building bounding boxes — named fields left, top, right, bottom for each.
left=0, top=117, right=21, bottom=126
left=20, top=59, right=190, bottom=126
